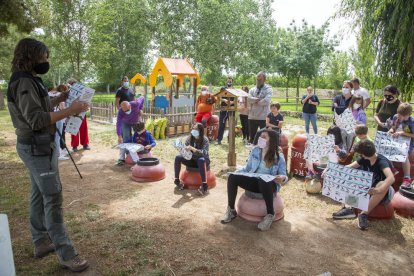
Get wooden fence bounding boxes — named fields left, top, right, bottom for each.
left=90, top=102, right=114, bottom=123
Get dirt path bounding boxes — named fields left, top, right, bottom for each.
left=56, top=139, right=413, bottom=275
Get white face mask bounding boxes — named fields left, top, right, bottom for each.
left=125, top=109, right=132, bottom=115
left=353, top=103, right=361, bottom=110
left=201, top=90, right=207, bottom=95
left=257, top=137, right=268, bottom=149
left=342, top=88, right=350, bottom=95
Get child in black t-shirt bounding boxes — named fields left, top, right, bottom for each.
left=332, top=140, right=395, bottom=230
left=266, top=102, right=283, bottom=134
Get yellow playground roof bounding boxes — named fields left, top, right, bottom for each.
left=149, top=57, right=200, bottom=88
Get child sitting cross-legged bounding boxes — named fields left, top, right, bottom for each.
left=116, top=121, right=156, bottom=165
left=387, top=102, right=414, bottom=189
left=331, top=140, right=395, bottom=230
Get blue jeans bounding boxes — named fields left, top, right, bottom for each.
left=16, top=142, right=76, bottom=261
left=303, top=113, right=318, bottom=134
left=121, top=122, right=133, bottom=142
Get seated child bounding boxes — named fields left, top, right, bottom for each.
left=266, top=102, right=283, bottom=134
left=174, top=123, right=210, bottom=195
left=116, top=121, right=156, bottom=165
left=387, top=102, right=414, bottom=189
left=332, top=140, right=395, bottom=230
left=349, top=95, right=367, bottom=125
left=350, top=124, right=372, bottom=161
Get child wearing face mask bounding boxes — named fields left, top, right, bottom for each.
left=221, top=129, right=287, bottom=231
left=387, top=103, right=414, bottom=189
left=374, top=85, right=401, bottom=132
left=174, top=123, right=211, bottom=195
left=348, top=95, right=366, bottom=125
left=195, top=86, right=216, bottom=127
left=116, top=121, right=156, bottom=166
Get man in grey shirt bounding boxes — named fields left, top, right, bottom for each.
left=247, top=72, right=273, bottom=144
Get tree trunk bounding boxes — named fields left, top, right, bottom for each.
left=106, top=84, right=110, bottom=93
left=285, top=77, right=289, bottom=103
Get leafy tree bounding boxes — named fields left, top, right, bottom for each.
left=339, top=0, right=414, bottom=100
left=0, top=0, right=40, bottom=35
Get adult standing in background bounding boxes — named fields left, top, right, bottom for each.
left=116, top=97, right=145, bottom=144
left=247, top=72, right=273, bottom=145
left=115, top=76, right=135, bottom=109
left=374, top=85, right=401, bottom=132
left=333, top=80, right=353, bottom=115
left=301, top=86, right=320, bottom=134
left=216, top=76, right=234, bottom=145
left=7, top=38, right=89, bottom=272
left=238, top=86, right=250, bottom=143
left=67, top=78, right=91, bottom=152
left=351, top=78, right=371, bottom=109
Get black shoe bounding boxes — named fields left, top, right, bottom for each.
left=174, top=178, right=184, bottom=190
left=332, top=207, right=356, bottom=220
left=198, top=183, right=208, bottom=195
left=72, top=147, right=78, bottom=152
left=358, top=213, right=368, bottom=230
left=83, top=145, right=91, bottom=150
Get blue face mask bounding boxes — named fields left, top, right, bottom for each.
left=191, top=129, right=199, bottom=138
left=123, top=81, right=129, bottom=88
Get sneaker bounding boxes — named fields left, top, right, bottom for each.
left=332, top=207, right=356, bottom=220
left=401, top=178, right=412, bottom=189
left=305, top=171, right=314, bottom=180
left=216, top=141, right=222, bottom=145
left=34, top=238, right=55, bottom=258
left=197, top=184, right=208, bottom=196
left=357, top=213, right=368, bottom=230
left=58, top=155, right=69, bottom=161
left=83, top=145, right=91, bottom=150
left=115, top=159, right=125, bottom=166
left=72, top=147, right=78, bottom=152
left=245, top=143, right=253, bottom=149
left=60, top=255, right=89, bottom=272
left=221, top=206, right=237, bottom=224
left=258, top=214, right=275, bottom=231
left=174, top=178, right=184, bottom=190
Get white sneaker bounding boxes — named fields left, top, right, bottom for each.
left=220, top=206, right=237, bottom=224
left=58, top=155, right=69, bottom=161
left=257, top=214, right=275, bottom=231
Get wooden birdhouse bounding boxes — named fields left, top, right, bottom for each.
left=214, top=87, right=250, bottom=112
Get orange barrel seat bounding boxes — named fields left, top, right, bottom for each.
left=290, top=134, right=307, bottom=177
left=179, top=165, right=216, bottom=190
left=391, top=187, right=414, bottom=218
left=392, top=151, right=414, bottom=191
left=131, top=157, right=166, bottom=182
left=206, top=115, right=219, bottom=141
left=236, top=191, right=284, bottom=222
left=279, top=133, right=289, bottom=163
left=125, top=152, right=153, bottom=165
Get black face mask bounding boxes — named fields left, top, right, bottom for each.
left=33, top=62, right=50, bottom=75
left=226, top=82, right=233, bottom=88
left=384, top=95, right=395, bottom=102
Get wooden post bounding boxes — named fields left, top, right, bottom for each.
left=152, top=86, right=156, bottom=108
left=109, top=102, right=113, bottom=123
left=193, top=77, right=197, bottom=106
left=227, top=110, right=236, bottom=167
left=176, top=78, right=180, bottom=99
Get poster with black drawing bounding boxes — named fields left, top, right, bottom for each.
left=334, top=109, right=356, bottom=134
left=173, top=138, right=192, bottom=160
left=303, top=134, right=335, bottom=164
left=322, top=162, right=372, bottom=211
left=65, top=83, right=95, bottom=135
left=374, top=131, right=410, bottom=162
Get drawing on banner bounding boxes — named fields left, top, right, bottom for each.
left=334, top=109, right=356, bottom=133
left=228, top=171, right=277, bottom=182
left=65, top=83, right=95, bottom=135
left=115, top=143, right=144, bottom=153
left=322, top=162, right=372, bottom=211
left=374, top=131, right=410, bottom=162
left=173, top=138, right=192, bottom=160
left=303, top=134, right=335, bottom=164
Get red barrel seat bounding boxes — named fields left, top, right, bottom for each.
left=236, top=191, right=284, bottom=222
left=206, top=115, right=219, bottom=141
left=392, top=151, right=414, bottom=191
left=391, top=188, right=414, bottom=217
left=290, top=134, right=307, bottom=177
left=179, top=166, right=216, bottom=190
left=131, top=157, right=166, bottom=182
left=125, top=152, right=153, bottom=165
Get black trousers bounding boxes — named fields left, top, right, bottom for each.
left=239, top=114, right=249, bottom=140
left=248, top=119, right=266, bottom=144
left=227, top=174, right=276, bottom=215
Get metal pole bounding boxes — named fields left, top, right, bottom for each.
left=56, top=127, right=83, bottom=179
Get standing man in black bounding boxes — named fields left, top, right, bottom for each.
left=115, top=75, right=135, bottom=109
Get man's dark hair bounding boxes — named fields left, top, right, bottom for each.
left=351, top=78, right=360, bottom=85
left=270, top=102, right=281, bottom=110
left=384, top=85, right=399, bottom=95
left=354, top=140, right=376, bottom=157
left=12, top=38, right=49, bottom=73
